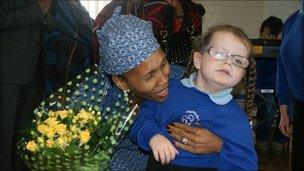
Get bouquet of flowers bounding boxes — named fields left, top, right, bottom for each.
left=17, top=67, right=138, bottom=170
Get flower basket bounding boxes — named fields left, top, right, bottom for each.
left=17, top=67, right=138, bottom=170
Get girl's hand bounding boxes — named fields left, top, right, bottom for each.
left=167, top=122, right=223, bottom=154
left=149, top=134, right=179, bottom=165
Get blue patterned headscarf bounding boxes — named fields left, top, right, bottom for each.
left=96, top=6, right=160, bottom=75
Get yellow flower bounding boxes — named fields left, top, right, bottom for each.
left=37, top=124, right=55, bottom=138
left=26, top=140, right=38, bottom=152
left=37, top=124, right=49, bottom=135
left=45, top=127, right=55, bottom=138
left=77, top=109, right=91, bottom=123
left=70, top=125, right=77, bottom=133
left=56, top=136, right=67, bottom=149
left=46, top=139, right=55, bottom=148
left=48, top=110, right=55, bottom=117
left=44, top=117, right=58, bottom=127
left=79, top=130, right=90, bottom=144
left=65, top=134, right=73, bottom=143
left=55, top=110, right=69, bottom=119
left=55, top=124, right=67, bottom=135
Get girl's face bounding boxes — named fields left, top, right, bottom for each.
left=113, top=48, right=170, bottom=102
left=194, top=31, right=249, bottom=93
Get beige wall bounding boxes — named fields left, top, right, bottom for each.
left=194, top=0, right=300, bottom=38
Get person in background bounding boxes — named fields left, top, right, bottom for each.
left=259, top=16, right=283, bottom=39
left=43, top=0, right=93, bottom=96
left=91, top=7, right=223, bottom=170
left=130, top=25, right=257, bottom=170
left=276, top=0, right=304, bottom=170
left=92, top=0, right=205, bottom=79
left=255, top=16, right=289, bottom=155
left=0, top=0, right=53, bottom=170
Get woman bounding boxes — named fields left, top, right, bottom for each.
left=93, top=7, right=223, bottom=170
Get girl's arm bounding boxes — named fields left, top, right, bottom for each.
left=129, top=100, right=161, bottom=151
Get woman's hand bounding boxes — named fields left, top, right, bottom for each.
left=167, top=122, right=223, bottom=154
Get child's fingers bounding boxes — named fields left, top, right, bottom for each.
left=169, top=145, right=178, bottom=161
left=164, top=149, right=171, bottom=164
left=158, top=150, right=166, bottom=165
left=153, top=150, right=159, bottom=162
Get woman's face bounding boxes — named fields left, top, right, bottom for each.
left=194, top=31, right=249, bottom=93
left=116, top=48, right=170, bottom=102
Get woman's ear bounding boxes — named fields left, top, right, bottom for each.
left=112, top=75, right=129, bottom=91
left=193, top=51, right=202, bottom=70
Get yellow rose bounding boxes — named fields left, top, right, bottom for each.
left=26, top=140, right=38, bottom=152
left=56, top=136, right=67, bottom=149
left=37, top=124, right=49, bottom=135
left=78, top=109, right=91, bottom=123
left=45, top=127, right=55, bottom=138
left=44, top=117, right=58, bottom=127
left=79, top=130, right=90, bottom=144
left=46, top=139, right=55, bottom=148
left=70, top=125, right=77, bottom=133
left=37, top=124, right=55, bottom=138
left=55, top=124, right=67, bottom=135
left=55, top=110, right=69, bottom=119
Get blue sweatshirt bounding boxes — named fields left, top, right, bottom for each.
left=130, top=79, right=257, bottom=170
left=276, top=8, right=304, bottom=104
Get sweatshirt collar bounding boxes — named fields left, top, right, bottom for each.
left=181, top=73, right=233, bottom=105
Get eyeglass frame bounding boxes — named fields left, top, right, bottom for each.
left=202, top=46, right=250, bottom=69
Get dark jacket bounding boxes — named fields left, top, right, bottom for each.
left=276, top=10, right=304, bottom=104
left=0, top=0, right=52, bottom=84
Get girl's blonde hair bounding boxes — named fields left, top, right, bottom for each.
left=184, top=24, right=256, bottom=117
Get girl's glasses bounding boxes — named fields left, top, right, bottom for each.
left=206, top=47, right=249, bottom=68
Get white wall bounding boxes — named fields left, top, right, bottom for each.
left=195, top=0, right=300, bottom=38
left=80, top=0, right=111, bottom=19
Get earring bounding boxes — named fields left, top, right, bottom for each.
left=123, top=89, right=130, bottom=102
left=123, top=89, right=130, bottom=97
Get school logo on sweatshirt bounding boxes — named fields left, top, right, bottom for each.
left=180, top=110, right=200, bottom=126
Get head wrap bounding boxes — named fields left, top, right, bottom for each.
left=96, top=6, right=160, bottom=75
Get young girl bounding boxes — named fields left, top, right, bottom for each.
left=129, top=25, right=257, bottom=170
